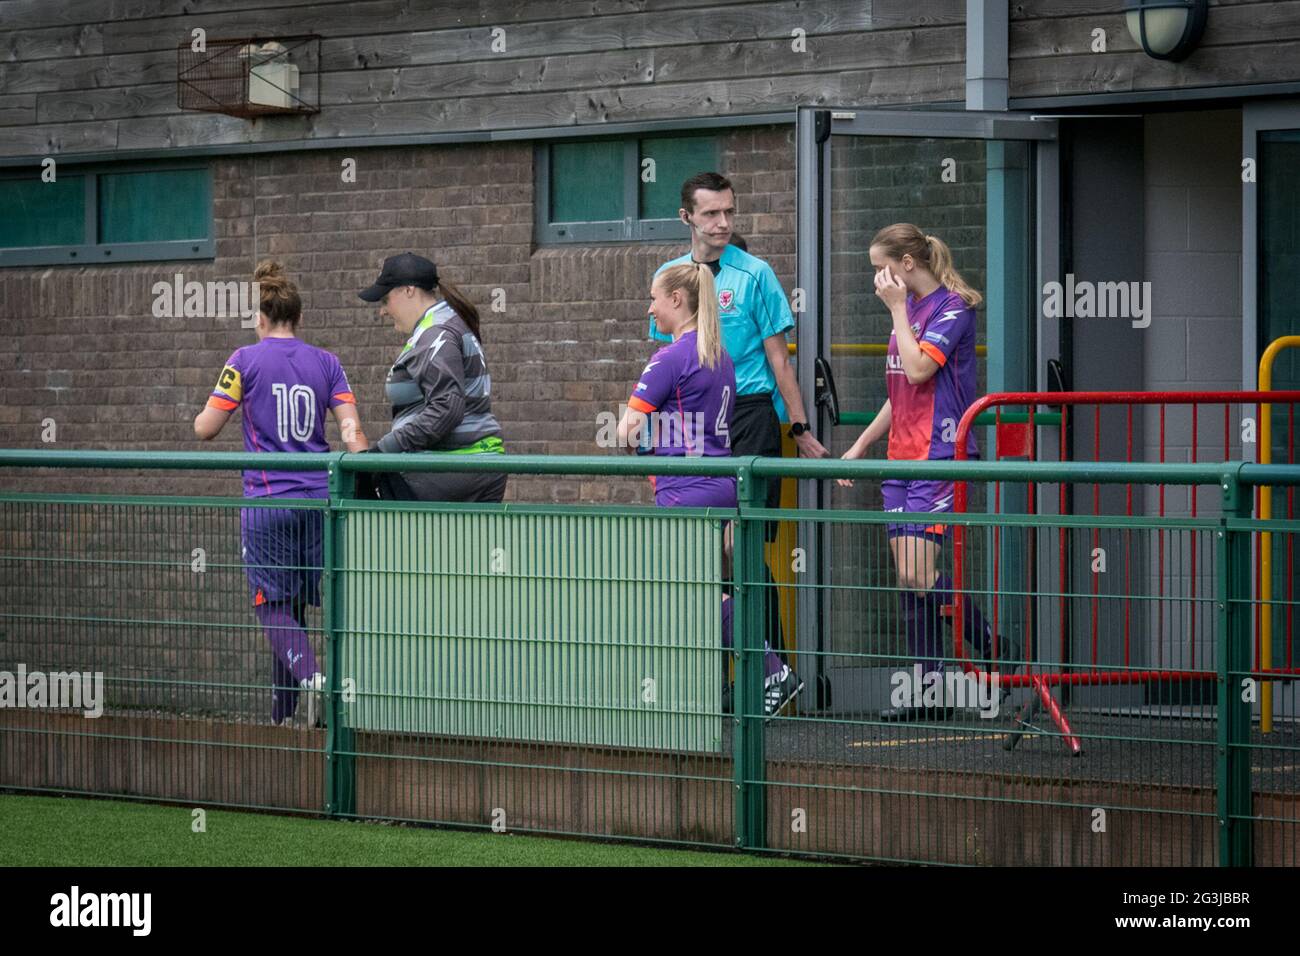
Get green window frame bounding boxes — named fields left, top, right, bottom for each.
left=0, top=161, right=214, bottom=267
left=536, top=134, right=720, bottom=243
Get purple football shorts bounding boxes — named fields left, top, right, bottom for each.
left=882, top=478, right=954, bottom=543
left=240, top=505, right=323, bottom=607
left=653, top=475, right=738, bottom=509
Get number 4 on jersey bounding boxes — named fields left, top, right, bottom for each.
left=716, top=385, right=731, bottom=448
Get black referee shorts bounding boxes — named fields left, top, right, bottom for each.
left=731, top=393, right=785, bottom=536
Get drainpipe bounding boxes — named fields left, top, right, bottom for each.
left=967, top=0, right=1009, bottom=111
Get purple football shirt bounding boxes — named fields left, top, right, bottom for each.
left=628, top=330, right=736, bottom=506
left=208, top=337, right=356, bottom=498
left=886, top=286, right=980, bottom=461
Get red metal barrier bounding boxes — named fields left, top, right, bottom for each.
left=947, top=391, right=1300, bottom=751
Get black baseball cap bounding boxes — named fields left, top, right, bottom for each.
left=358, top=252, right=439, bottom=302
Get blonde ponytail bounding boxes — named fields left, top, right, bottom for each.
left=656, top=263, right=725, bottom=369
left=925, top=234, right=982, bottom=308
left=694, top=263, right=723, bottom=369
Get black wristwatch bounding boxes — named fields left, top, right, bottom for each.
left=788, top=421, right=810, bottom=438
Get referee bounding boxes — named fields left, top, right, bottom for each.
left=651, top=172, right=829, bottom=684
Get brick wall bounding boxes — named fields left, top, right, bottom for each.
left=0, top=125, right=797, bottom=504
left=0, top=125, right=795, bottom=712
left=0, top=126, right=798, bottom=709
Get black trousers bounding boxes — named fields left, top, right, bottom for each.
left=400, top=469, right=507, bottom=503
left=354, top=464, right=507, bottom=502
left=729, top=393, right=788, bottom=667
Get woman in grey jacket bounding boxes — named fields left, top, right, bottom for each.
left=358, top=253, right=507, bottom=502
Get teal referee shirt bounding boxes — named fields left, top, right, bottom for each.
left=650, top=243, right=795, bottom=421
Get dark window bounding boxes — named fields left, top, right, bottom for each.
left=549, top=141, right=624, bottom=224
left=537, top=134, right=719, bottom=243
left=0, top=176, right=86, bottom=247
left=638, top=135, right=719, bottom=220
left=0, top=164, right=213, bottom=266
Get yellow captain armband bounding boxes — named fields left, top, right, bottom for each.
left=214, top=365, right=243, bottom=403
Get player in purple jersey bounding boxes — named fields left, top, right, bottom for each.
left=616, top=262, right=802, bottom=718
left=622, top=268, right=736, bottom=508
left=194, top=261, right=369, bottom=727
left=837, top=225, right=1015, bottom=721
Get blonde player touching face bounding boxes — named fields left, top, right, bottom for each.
left=838, top=224, right=1011, bottom=721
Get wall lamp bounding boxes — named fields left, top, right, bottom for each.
left=1124, top=0, right=1208, bottom=61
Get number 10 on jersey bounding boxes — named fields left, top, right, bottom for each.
left=270, top=382, right=316, bottom=442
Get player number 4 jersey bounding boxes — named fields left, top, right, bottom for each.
left=628, top=330, right=735, bottom=459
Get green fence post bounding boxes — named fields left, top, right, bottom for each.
left=733, top=458, right=767, bottom=850
left=325, top=455, right=356, bottom=817
left=1217, top=467, right=1253, bottom=865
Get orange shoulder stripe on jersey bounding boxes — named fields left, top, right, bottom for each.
left=207, top=395, right=238, bottom=411
left=627, top=395, right=656, bottom=414
left=332, top=391, right=356, bottom=404
left=919, top=341, right=947, bottom=366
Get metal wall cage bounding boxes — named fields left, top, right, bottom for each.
left=177, top=35, right=321, bottom=118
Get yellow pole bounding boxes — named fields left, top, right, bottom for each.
left=1257, top=335, right=1300, bottom=734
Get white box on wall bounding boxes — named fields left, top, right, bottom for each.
left=249, top=61, right=299, bottom=109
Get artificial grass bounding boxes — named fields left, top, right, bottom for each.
left=0, top=793, right=814, bottom=867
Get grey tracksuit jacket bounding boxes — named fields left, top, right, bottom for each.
left=375, top=300, right=502, bottom=454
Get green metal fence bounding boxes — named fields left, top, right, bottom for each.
left=0, top=450, right=1295, bottom=864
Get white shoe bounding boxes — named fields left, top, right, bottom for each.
left=300, top=673, right=326, bottom=728
left=763, top=665, right=804, bottom=720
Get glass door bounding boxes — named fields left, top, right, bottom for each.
left=1245, top=103, right=1300, bottom=392
left=794, top=107, right=1058, bottom=714
left=1244, top=101, right=1300, bottom=725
